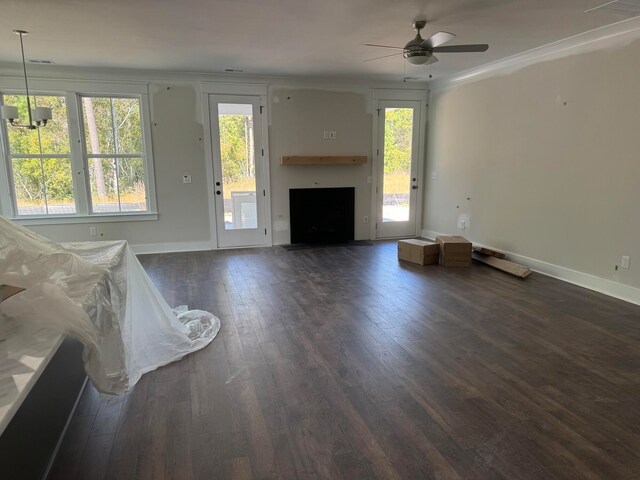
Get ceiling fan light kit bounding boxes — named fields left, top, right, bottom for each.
left=1, top=30, right=53, bottom=129
left=365, top=18, right=489, bottom=73
left=405, top=52, right=430, bottom=65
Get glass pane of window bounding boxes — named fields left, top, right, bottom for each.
left=34, top=96, right=70, bottom=155
left=89, top=157, right=118, bottom=212
left=11, top=157, right=74, bottom=215
left=89, top=157, right=147, bottom=213
left=113, top=98, right=143, bottom=154
left=42, top=158, right=75, bottom=214
left=82, top=97, right=142, bottom=156
left=12, top=158, right=45, bottom=215
left=118, top=158, right=146, bottom=212
left=382, top=107, right=413, bottom=223
left=82, top=97, right=115, bottom=155
left=218, top=103, right=257, bottom=230
left=5, top=95, right=70, bottom=155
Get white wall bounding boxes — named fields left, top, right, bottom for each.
left=423, top=38, right=640, bottom=292
left=269, top=88, right=372, bottom=244
left=0, top=65, right=424, bottom=249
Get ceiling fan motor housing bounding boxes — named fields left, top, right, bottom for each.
left=403, top=33, right=432, bottom=64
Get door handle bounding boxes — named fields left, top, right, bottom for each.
left=412, top=185, right=418, bottom=190
left=216, top=181, right=221, bottom=186
left=216, top=190, right=221, bottom=195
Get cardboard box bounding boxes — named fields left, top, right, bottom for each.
left=398, top=239, right=440, bottom=266
left=436, top=236, right=472, bottom=267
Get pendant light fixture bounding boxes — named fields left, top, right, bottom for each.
left=1, top=30, right=52, bottom=129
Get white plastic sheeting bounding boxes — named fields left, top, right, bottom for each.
left=0, top=216, right=219, bottom=395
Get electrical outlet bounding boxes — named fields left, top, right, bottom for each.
left=622, top=256, right=631, bottom=269
left=183, top=175, right=192, bottom=184
left=364, top=216, right=369, bottom=224
left=89, top=227, right=97, bottom=236
left=457, top=214, right=470, bottom=231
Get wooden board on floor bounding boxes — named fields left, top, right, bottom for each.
left=472, top=252, right=533, bottom=279
left=472, top=246, right=506, bottom=259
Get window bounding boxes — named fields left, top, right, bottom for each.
left=81, top=97, right=146, bottom=213
left=4, top=95, right=75, bottom=215
left=0, top=86, right=155, bottom=222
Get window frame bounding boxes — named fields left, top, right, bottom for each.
left=78, top=94, right=150, bottom=215
left=0, top=79, right=157, bottom=225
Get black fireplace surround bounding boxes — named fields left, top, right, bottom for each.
left=289, top=187, right=355, bottom=244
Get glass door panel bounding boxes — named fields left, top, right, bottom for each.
left=218, top=103, right=257, bottom=230
left=382, top=107, right=413, bottom=223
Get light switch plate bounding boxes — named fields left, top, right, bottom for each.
left=622, top=256, right=631, bottom=269
left=183, top=175, right=192, bottom=184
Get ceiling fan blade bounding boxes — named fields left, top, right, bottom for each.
left=432, top=44, right=489, bottom=53
left=421, top=31, right=455, bottom=48
left=426, top=55, right=439, bottom=65
left=365, top=43, right=405, bottom=50
left=364, top=52, right=404, bottom=62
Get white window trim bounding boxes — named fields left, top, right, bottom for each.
left=0, top=79, right=157, bottom=225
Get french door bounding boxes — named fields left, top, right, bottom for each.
left=375, top=100, right=422, bottom=238
left=209, top=94, right=268, bottom=248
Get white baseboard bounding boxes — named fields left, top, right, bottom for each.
left=421, top=229, right=640, bottom=307
left=130, top=240, right=213, bottom=255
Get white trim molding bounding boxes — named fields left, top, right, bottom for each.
left=14, top=213, right=158, bottom=226
left=432, top=16, right=640, bottom=91
left=421, top=229, right=640, bottom=307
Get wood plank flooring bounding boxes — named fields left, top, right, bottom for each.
left=48, top=241, right=640, bottom=479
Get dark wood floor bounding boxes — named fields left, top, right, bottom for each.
left=48, top=241, right=640, bottom=480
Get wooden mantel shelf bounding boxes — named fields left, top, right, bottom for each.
left=281, top=156, right=367, bottom=165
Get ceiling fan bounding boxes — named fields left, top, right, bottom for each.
left=365, top=20, right=489, bottom=66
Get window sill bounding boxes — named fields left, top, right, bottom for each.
left=12, top=212, right=158, bottom=226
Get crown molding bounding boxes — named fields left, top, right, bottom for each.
left=430, top=16, right=640, bottom=91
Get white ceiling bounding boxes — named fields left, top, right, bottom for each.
left=0, top=0, right=637, bottom=81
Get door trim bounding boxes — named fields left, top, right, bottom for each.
left=370, top=89, right=428, bottom=240
left=200, top=83, right=272, bottom=249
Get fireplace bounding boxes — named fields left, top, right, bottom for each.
left=289, top=187, right=355, bottom=244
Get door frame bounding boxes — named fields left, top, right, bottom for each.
left=370, top=89, right=428, bottom=240
left=201, top=83, right=273, bottom=249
